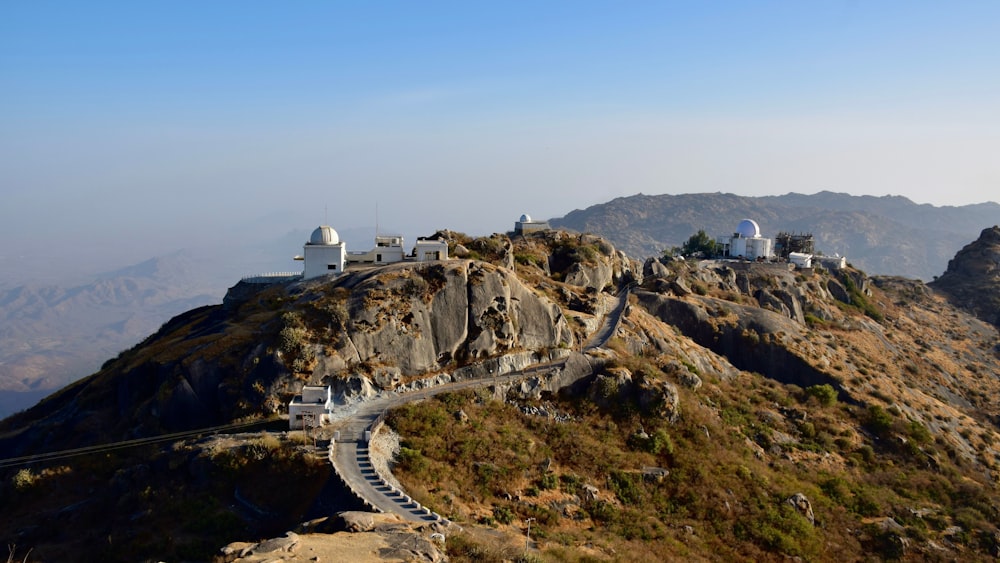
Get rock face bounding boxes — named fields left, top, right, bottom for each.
left=325, top=260, right=574, bottom=377
left=931, top=225, right=1000, bottom=328
left=634, top=287, right=843, bottom=393
left=786, top=493, right=815, bottom=526
left=218, top=515, right=448, bottom=563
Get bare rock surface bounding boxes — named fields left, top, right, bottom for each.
left=217, top=524, right=447, bottom=563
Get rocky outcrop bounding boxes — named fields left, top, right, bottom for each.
left=931, top=225, right=1000, bottom=328
left=634, top=290, right=847, bottom=393
left=316, top=260, right=574, bottom=380
left=586, top=366, right=681, bottom=420
left=786, top=493, right=815, bottom=526
left=218, top=516, right=448, bottom=563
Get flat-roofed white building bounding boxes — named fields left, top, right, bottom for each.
left=346, top=235, right=406, bottom=265
left=789, top=252, right=813, bottom=268
left=414, top=238, right=449, bottom=261
left=288, top=385, right=333, bottom=430
left=816, top=255, right=847, bottom=270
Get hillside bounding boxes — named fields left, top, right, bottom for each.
left=1, top=229, right=999, bottom=561
left=550, top=191, right=1000, bottom=280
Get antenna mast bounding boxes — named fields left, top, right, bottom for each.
left=375, top=202, right=379, bottom=237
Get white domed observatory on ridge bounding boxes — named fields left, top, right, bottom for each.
left=716, top=218, right=774, bottom=260
left=514, top=213, right=551, bottom=234
left=300, top=225, right=346, bottom=279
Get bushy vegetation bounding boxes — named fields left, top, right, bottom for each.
left=389, top=371, right=1000, bottom=561
left=668, top=230, right=718, bottom=258
left=840, top=274, right=884, bottom=322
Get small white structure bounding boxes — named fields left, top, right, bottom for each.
left=288, top=385, right=333, bottom=430
left=414, top=238, right=448, bottom=261
left=347, top=234, right=406, bottom=265
left=300, top=226, right=346, bottom=279
left=789, top=252, right=813, bottom=268
left=717, top=219, right=774, bottom=261
left=816, top=255, right=847, bottom=270
left=514, top=213, right=550, bottom=234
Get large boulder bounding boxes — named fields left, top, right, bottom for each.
left=785, top=493, right=815, bottom=526
left=317, top=261, right=574, bottom=375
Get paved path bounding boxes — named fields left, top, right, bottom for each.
left=325, top=283, right=632, bottom=522
left=584, top=282, right=633, bottom=350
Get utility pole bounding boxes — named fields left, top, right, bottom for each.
left=525, top=517, right=536, bottom=552
left=302, top=412, right=315, bottom=447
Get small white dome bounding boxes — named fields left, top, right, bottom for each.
left=309, top=225, right=340, bottom=245
left=519, top=213, right=532, bottom=223
left=736, top=219, right=761, bottom=238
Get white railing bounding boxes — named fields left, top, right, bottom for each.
left=240, top=272, right=302, bottom=283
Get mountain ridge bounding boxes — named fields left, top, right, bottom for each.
left=551, top=191, right=1000, bottom=280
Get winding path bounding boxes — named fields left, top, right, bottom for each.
left=324, top=283, right=633, bottom=523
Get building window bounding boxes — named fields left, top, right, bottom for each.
left=327, top=264, right=337, bottom=270
left=376, top=254, right=382, bottom=262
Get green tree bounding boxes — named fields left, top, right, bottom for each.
left=679, top=230, right=718, bottom=257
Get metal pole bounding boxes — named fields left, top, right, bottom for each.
left=525, top=517, right=535, bottom=551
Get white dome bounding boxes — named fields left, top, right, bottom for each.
left=519, top=213, right=532, bottom=223
left=309, top=225, right=340, bottom=245
left=735, top=219, right=761, bottom=238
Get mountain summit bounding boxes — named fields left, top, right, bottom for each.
left=930, top=225, right=1000, bottom=328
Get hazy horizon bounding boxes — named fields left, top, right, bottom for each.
left=4, top=2, right=999, bottom=283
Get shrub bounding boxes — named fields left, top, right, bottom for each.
left=806, top=384, right=838, bottom=407
left=866, top=405, right=894, bottom=436
left=539, top=473, right=559, bottom=491
left=907, top=420, right=932, bottom=444
left=608, top=470, right=643, bottom=505
left=492, top=505, right=515, bottom=525
left=12, top=468, right=36, bottom=491
left=803, top=313, right=826, bottom=327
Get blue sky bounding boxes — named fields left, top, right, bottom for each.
left=2, top=1, right=999, bottom=279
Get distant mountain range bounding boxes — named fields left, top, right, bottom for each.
left=551, top=191, right=1000, bottom=280
left=0, top=252, right=223, bottom=418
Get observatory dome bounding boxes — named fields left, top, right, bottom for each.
left=519, top=213, right=532, bottom=223
left=735, top=219, right=761, bottom=238
left=309, top=225, right=340, bottom=245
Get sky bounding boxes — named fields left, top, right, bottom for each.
left=2, top=1, right=999, bottom=281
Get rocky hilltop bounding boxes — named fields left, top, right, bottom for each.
left=2, top=228, right=999, bottom=562
left=931, top=225, right=1000, bottom=328
left=551, top=191, right=1000, bottom=280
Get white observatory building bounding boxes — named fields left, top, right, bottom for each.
left=514, top=213, right=550, bottom=234
left=300, top=225, right=346, bottom=279
left=717, top=219, right=774, bottom=261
